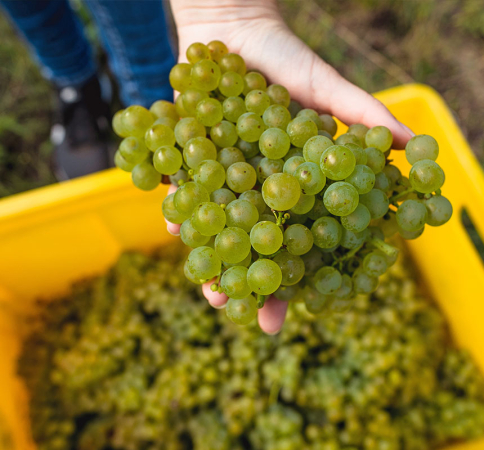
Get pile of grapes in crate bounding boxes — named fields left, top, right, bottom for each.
left=113, top=40, right=453, bottom=324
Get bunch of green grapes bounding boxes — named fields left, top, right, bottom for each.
left=113, top=40, right=453, bottom=326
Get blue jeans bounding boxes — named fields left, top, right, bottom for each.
left=0, top=0, right=176, bottom=107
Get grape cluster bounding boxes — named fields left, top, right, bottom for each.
left=18, top=245, right=484, bottom=450
left=113, top=40, right=452, bottom=325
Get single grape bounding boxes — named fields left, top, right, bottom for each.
left=352, top=267, right=378, bottom=294
left=311, top=216, right=342, bottom=249
left=364, top=147, right=386, bottom=174
left=131, top=159, right=161, bottom=191
left=196, top=98, right=223, bottom=127
left=259, top=213, right=277, bottom=223
left=247, top=259, right=282, bottom=295
left=382, top=164, right=402, bottom=187
left=191, top=59, right=221, bottom=91
left=175, top=94, right=189, bottom=118
left=373, top=172, right=392, bottom=192
left=284, top=147, right=303, bottom=160
left=347, top=123, right=369, bottom=141
left=186, top=42, right=210, bottom=64
left=187, top=246, right=221, bottom=280
left=259, top=128, right=291, bottom=159
left=320, top=145, right=356, bottom=180
left=180, top=219, right=210, bottom=248
left=174, top=181, right=210, bottom=216
left=396, top=199, right=427, bottom=232
left=237, top=112, right=266, bottom=142
left=266, top=84, right=291, bottom=107
left=174, top=117, right=206, bottom=148
left=262, top=173, right=301, bottom=211
left=262, top=104, right=291, bottom=130
left=283, top=224, right=314, bottom=255
left=398, top=225, right=425, bottom=240
left=301, top=246, right=325, bottom=277
left=222, top=96, right=247, bottom=123
left=223, top=251, right=252, bottom=269
left=291, top=193, right=315, bottom=215
left=207, top=40, right=228, bottom=62
left=236, top=138, right=260, bottom=159
left=183, top=136, right=217, bottom=168
left=323, top=182, right=359, bottom=216
left=304, top=286, right=332, bottom=314
left=319, top=114, right=338, bottom=137
left=345, top=164, right=375, bottom=194
left=297, top=109, right=323, bottom=130
left=285, top=212, right=308, bottom=225
left=423, top=195, right=453, bottom=226
left=243, top=71, right=267, bottom=95
left=307, top=197, right=330, bottom=220
left=283, top=156, right=305, bottom=175
left=193, top=160, right=226, bottom=192
left=286, top=116, right=318, bottom=147
left=273, top=252, right=305, bottom=286
left=274, top=284, right=301, bottom=301
left=406, top=134, right=439, bottom=164
left=184, top=259, right=205, bottom=285
left=121, top=105, right=156, bottom=139
left=345, top=143, right=367, bottom=165
left=181, top=88, right=209, bottom=116
left=333, top=274, right=353, bottom=299
left=218, top=71, right=244, bottom=97
left=365, top=125, right=393, bottom=151
left=340, top=228, right=368, bottom=249
left=225, top=199, right=259, bottom=232
left=169, top=63, right=193, bottom=93
left=257, top=157, right=284, bottom=184
left=217, top=146, right=245, bottom=170
left=335, top=133, right=361, bottom=146
left=248, top=154, right=264, bottom=171
left=409, top=159, right=445, bottom=194
left=221, top=266, right=252, bottom=299
left=250, top=221, right=283, bottom=255
left=211, top=188, right=236, bottom=207
left=153, top=116, right=177, bottom=130
left=153, top=145, right=183, bottom=175
left=288, top=99, right=303, bottom=118
left=294, top=162, right=326, bottom=195
left=245, top=89, right=271, bottom=116
left=162, top=193, right=189, bottom=224
left=149, top=100, right=179, bottom=122
left=215, top=227, right=251, bottom=263
left=303, top=135, right=334, bottom=164
left=219, top=53, right=247, bottom=76
left=210, top=120, right=238, bottom=148
left=359, top=189, right=389, bottom=219
left=169, top=168, right=189, bottom=186
left=379, top=213, right=399, bottom=238
left=119, top=136, right=149, bottom=164
left=191, top=202, right=226, bottom=236
left=114, top=150, right=135, bottom=172
left=239, top=190, right=266, bottom=216
left=362, top=251, right=388, bottom=277
left=341, top=203, right=371, bottom=233
left=112, top=110, right=127, bottom=137
left=226, top=295, right=258, bottom=325
left=226, top=162, right=257, bottom=193
left=314, top=266, right=342, bottom=295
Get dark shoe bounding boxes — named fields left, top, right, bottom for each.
left=51, top=75, right=112, bottom=180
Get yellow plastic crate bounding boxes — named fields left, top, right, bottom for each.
left=0, top=84, right=483, bottom=450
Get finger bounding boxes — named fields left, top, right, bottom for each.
left=168, top=184, right=178, bottom=195
left=202, top=280, right=229, bottom=309
left=165, top=219, right=181, bottom=236
left=258, top=296, right=288, bottom=335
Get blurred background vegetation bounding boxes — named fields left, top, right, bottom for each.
left=0, top=0, right=483, bottom=197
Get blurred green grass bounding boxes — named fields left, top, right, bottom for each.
left=0, top=0, right=483, bottom=197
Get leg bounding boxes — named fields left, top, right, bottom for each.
left=84, top=0, right=176, bottom=107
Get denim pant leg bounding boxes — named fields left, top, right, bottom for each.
left=0, top=0, right=97, bottom=87
left=84, top=0, right=176, bottom=108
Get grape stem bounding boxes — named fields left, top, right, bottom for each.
left=332, top=243, right=364, bottom=267
left=257, top=294, right=267, bottom=309
left=389, top=188, right=414, bottom=203
left=368, top=237, right=399, bottom=259
left=272, top=210, right=287, bottom=226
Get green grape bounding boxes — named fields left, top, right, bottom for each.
left=257, top=157, right=284, bottom=184
left=183, top=136, right=217, bottom=168
left=221, top=266, right=252, bottom=299
left=311, top=216, right=342, bottom=249
left=174, top=181, right=210, bottom=216
left=379, top=213, right=399, bottom=237
left=319, top=114, right=337, bottom=136
left=191, top=59, right=221, bottom=91
left=352, top=267, right=378, bottom=294
left=283, top=156, right=305, bottom=175
left=329, top=297, right=354, bottom=313
left=245, top=90, right=271, bottom=116
left=180, top=219, right=210, bottom=248
left=373, top=172, right=391, bottom=192
left=320, top=145, right=356, bottom=180
left=191, top=202, right=226, bottom=236
left=294, top=162, right=326, bottom=195
left=291, top=193, right=315, bottom=215
left=153, top=145, right=183, bottom=175
left=215, top=227, right=251, bottom=263
left=307, top=197, right=330, bottom=220
left=248, top=154, right=263, bottom=171
left=347, top=123, right=369, bottom=141
left=239, top=190, right=266, bottom=215
left=303, top=135, right=334, bottom=164
left=112, top=109, right=127, bottom=137
left=181, top=89, right=209, bottom=116
left=409, top=159, right=445, bottom=194
left=283, top=224, right=313, bottom=255
left=250, top=221, right=283, bottom=255
left=398, top=224, right=425, bottom=240
left=236, top=112, right=265, bottom=143
left=369, top=225, right=385, bottom=241
left=288, top=99, right=303, bottom=118
left=174, top=117, right=206, bottom=147
left=217, top=146, right=245, bottom=170
left=226, top=162, right=257, bottom=193
left=323, top=182, right=359, bottom=216
left=363, top=251, right=388, bottom=277
left=114, top=150, right=135, bottom=172
left=210, top=120, right=238, bottom=148
left=284, top=147, right=303, bottom=160
left=186, top=42, right=210, bottom=64
left=225, top=199, right=259, bottom=232
left=262, top=173, right=301, bottom=211
left=314, top=266, right=342, bottom=295
left=170, top=63, right=193, bottom=93
left=396, top=199, right=427, bottom=232
left=226, top=295, right=257, bottom=325
left=318, top=130, right=334, bottom=140
left=184, top=259, right=205, bottom=284
left=274, top=284, right=301, bottom=301
left=243, top=71, right=267, bottom=95
left=301, top=246, right=324, bottom=276
left=169, top=168, right=189, bottom=186
left=131, top=159, right=161, bottom=191
left=340, top=228, right=368, bottom=249
left=345, top=164, right=375, bottom=194
left=120, top=105, right=155, bottom=138
left=423, top=195, right=453, bottom=226
left=365, top=125, right=393, bottom=151
left=222, top=96, right=246, bottom=123
left=382, top=164, right=402, bottom=187
left=364, top=147, right=386, bottom=173
left=259, top=128, right=291, bottom=159
left=285, top=212, right=308, bottom=225
left=262, top=104, right=291, bottom=130
left=303, top=286, right=331, bottom=314
left=341, top=203, right=371, bottom=233
left=154, top=116, right=177, bottom=130
left=196, top=98, right=223, bottom=127
left=149, top=100, right=179, bottom=122
left=247, top=259, right=282, bottom=295
left=119, top=136, right=149, bottom=164
left=335, top=133, right=361, bottom=146
left=333, top=274, right=353, bottom=299
left=286, top=116, right=318, bottom=147
left=207, top=40, right=228, bottom=62
left=235, top=138, right=259, bottom=159
left=260, top=213, right=277, bottom=223
left=187, top=246, right=221, bottom=279
left=359, top=189, right=389, bottom=219
left=345, top=143, right=367, bottom=165
left=297, top=109, right=323, bottom=130
left=162, top=193, right=190, bottom=224
left=193, top=160, right=226, bottom=192
left=175, top=94, right=189, bottom=118
left=405, top=134, right=439, bottom=164
left=223, top=250, right=252, bottom=269
left=266, top=84, right=291, bottom=107
left=211, top=188, right=236, bottom=207
left=273, top=252, right=305, bottom=286
left=218, top=71, right=244, bottom=97
left=219, top=53, right=246, bottom=75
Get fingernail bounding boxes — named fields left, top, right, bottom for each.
left=212, top=303, right=226, bottom=310
left=400, top=122, right=416, bottom=137
left=166, top=228, right=180, bottom=237
left=266, top=329, right=281, bottom=336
